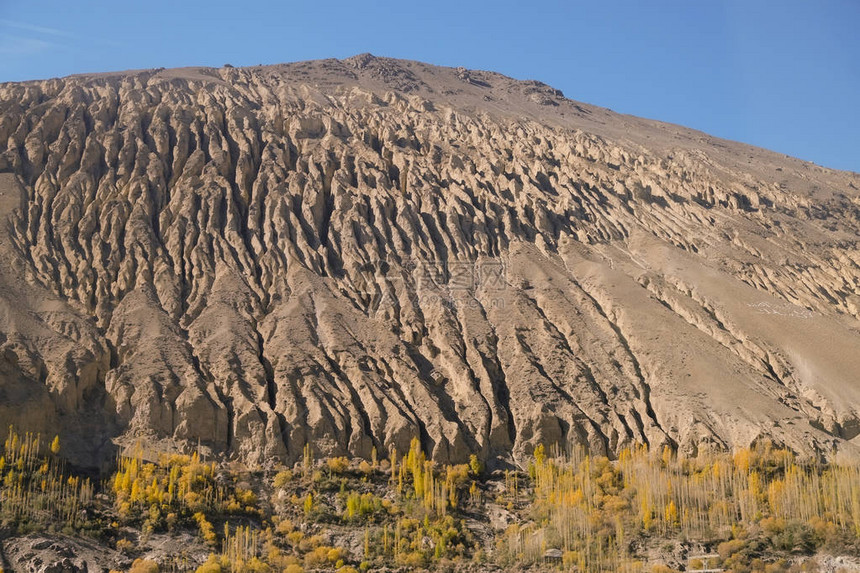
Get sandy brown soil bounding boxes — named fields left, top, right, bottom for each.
left=0, top=55, right=859, bottom=470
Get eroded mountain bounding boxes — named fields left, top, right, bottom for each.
left=1, top=55, right=859, bottom=469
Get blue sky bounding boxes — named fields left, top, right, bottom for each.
left=1, top=1, right=857, bottom=172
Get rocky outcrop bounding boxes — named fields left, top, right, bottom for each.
left=1, top=55, right=859, bottom=468
left=0, top=532, right=208, bottom=573
left=1, top=534, right=119, bottom=573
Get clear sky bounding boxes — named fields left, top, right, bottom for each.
left=1, top=1, right=857, bottom=172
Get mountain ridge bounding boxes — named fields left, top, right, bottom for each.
left=1, top=55, right=859, bottom=470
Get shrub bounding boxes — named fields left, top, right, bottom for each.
left=244, top=557, right=272, bottom=573
left=772, top=521, right=818, bottom=553
left=286, top=531, right=304, bottom=547
left=447, top=464, right=470, bottom=486
left=273, top=470, right=293, bottom=488
left=398, top=551, right=426, bottom=567
left=194, top=555, right=222, bottom=573
left=718, top=539, right=746, bottom=560
left=327, top=457, right=349, bottom=474
left=304, top=546, right=330, bottom=568
left=129, top=559, right=160, bottom=573
left=299, top=534, right=324, bottom=552
left=327, top=547, right=345, bottom=563
left=236, top=488, right=258, bottom=507
left=275, top=518, right=294, bottom=535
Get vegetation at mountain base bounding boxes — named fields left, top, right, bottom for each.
left=2, top=426, right=860, bottom=572
left=0, top=427, right=94, bottom=534
left=498, top=442, right=860, bottom=572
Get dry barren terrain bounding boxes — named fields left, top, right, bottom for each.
left=1, top=55, right=860, bottom=470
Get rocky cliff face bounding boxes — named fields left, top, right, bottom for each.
left=1, top=55, right=860, bottom=468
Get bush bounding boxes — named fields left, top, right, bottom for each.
left=772, top=521, right=818, bottom=553
left=274, top=470, right=293, bottom=488
left=398, top=551, right=426, bottom=567
left=327, top=547, right=345, bottom=563
left=447, top=464, right=470, bottom=486
left=244, top=558, right=272, bottom=573
left=303, top=545, right=344, bottom=568
left=718, top=539, right=746, bottom=560
left=304, top=546, right=330, bottom=568
left=129, top=559, right=160, bottom=573
left=286, top=530, right=304, bottom=547
left=275, top=518, right=294, bottom=535
left=327, top=457, right=349, bottom=474
left=194, top=555, right=222, bottom=573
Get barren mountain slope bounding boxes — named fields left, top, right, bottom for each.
left=1, top=55, right=859, bottom=469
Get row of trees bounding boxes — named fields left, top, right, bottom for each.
left=6, top=424, right=860, bottom=573
left=500, top=442, right=860, bottom=572
left=0, top=426, right=92, bottom=532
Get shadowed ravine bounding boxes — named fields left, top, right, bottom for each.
left=1, top=55, right=860, bottom=469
